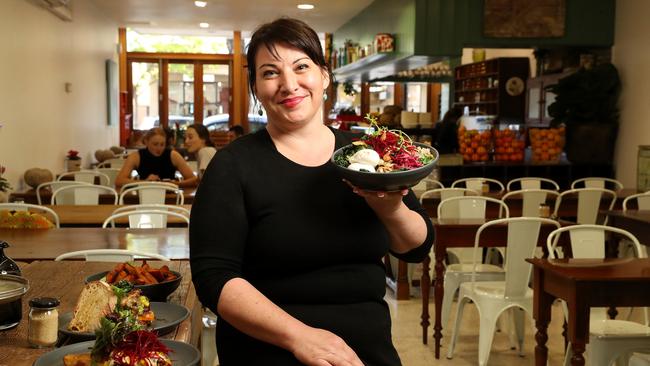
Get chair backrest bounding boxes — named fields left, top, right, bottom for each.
left=51, top=185, right=118, bottom=205
left=471, top=217, right=561, bottom=297
left=451, top=177, right=505, bottom=194
left=97, top=158, right=126, bottom=170
left=571, top=177, right=624, bottom=192
left=54, top=249, right=170, bottom=262
left=623, top=192, right=650, bottom=211
left=420, top=188, right=478, bottom=217
left=554, top=188, right=617, bottom=225
left=547, top=224, right=644, bottom=260
left=412, top=178, right=445, bottom=195
left=119, top=184, right=184, bottom=205
left=506, top=177, right=560, bottom=191
left=438, top=195, right=509, bottom=220
left=94, top=168, right=120, bottom=188
left=111, top=204, right=190, bottom=218
left=502, top=189, right=561, bottom=217
left=186, top=161, right=199, bottom=175
left=35, top=181, right=92, bottom=205
left=57, top=170, right=111, bottom=186
left=0, top=203, right=60, bottom=228
left=119, top=181, right=180, bottom=193
left=102, top=209, right=190, bottom=228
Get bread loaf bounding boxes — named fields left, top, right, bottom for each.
left=67, top=281, right=117, bottom=332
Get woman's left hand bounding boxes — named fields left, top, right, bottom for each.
left=343, top=179, right=408, bottom=217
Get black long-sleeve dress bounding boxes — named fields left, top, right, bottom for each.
left=190, top=127, right=434, bottom=366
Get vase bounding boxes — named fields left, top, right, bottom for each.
left=65, top=158, right=82, bottom=172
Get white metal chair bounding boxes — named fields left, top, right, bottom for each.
left=571, top=177, right=624, bottom=192
left=502, top=189, right=561, bottom=217
left=51, top=185, right=118, bottom=205
left=452, top=177, right=505, bottom=194
left=554, top=188, right=617, bottom=225
left=54, top=249, right=170, bottom=262
left=547, top=225, right=650, bottom=366
left=111, top=204, right=190, bottom=218
left=94, top=168, right=120, bottom=188
left=119, top=182, right=184, bottom=205
left=35, top=181, right=92, bottom=205
left=57, top=170, right=111, bottom=186
left=506, top=177, right=560, bottom=191
left=437, top=195, right=510, bottom=328
left=102, top=209, right=189, bottom=228
left=96, top=157, right=126, bottom=170
left=0, top=203, right=60, bottom=228
left=412, top=178, right=445, bottom=197
left=623, top=192, right=650, bottom=211
left=447, top=217, right=562, bottom=366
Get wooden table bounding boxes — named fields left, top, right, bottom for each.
left=422, top=218, right=562, bottom=358
left=528, top=258, right=650, bottom=366
left=1, top=228, right=189, bottom=261
left=44, top=205, right=192, bottom=227
left=0, top=260, right=201, bottom=366
left=9, top=187, right=197, bottom=205
left=604, top=210, right=650, bottom=245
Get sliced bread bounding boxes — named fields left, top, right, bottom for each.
left=67, top=281, right=117, bottom=332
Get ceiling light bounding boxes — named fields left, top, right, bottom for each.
left=297, top=4, right=314, bottom=10
left=194, top=1, right=207, bottom=7
left=199, top=22, right=209, bottom=28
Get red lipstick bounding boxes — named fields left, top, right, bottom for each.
left=280, top=96, right=305, bottom=108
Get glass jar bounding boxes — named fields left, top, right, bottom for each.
left=28, top=297, right=60, bottom=348
left=539, top=204, right=551, bottom=218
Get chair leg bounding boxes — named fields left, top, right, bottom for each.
left=477, top=310, right=499, bottom=366
left=446, top=296, right=469, bottom=359
left=511, top=307, right=526, bottom=356
left=564, top=343, right=573, bottom=366
left=442, top=274, right=461, bottom=327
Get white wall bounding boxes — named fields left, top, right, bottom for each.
left=613, top=0, right=650, bottom=188
left=0, top=0, right=119, bottom=191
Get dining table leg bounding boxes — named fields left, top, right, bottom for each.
left=433, top=245, right=445, bottom=359
left=421, top=254, right=430, bottom=344
left=567, top=299, right=589, bottom=366
left=533, top=267, right=553, bottom=366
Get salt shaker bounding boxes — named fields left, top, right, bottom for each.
left=28, top=297, right=60, bottom=348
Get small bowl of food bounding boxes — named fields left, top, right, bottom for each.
left=332, top=119, right=438, bottom=192
left=85, top=262, right=182, bottom=302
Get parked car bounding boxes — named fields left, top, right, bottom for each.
left=152, top=115, right=196, bottom=130
left=203, top=113, right=267, bottom=132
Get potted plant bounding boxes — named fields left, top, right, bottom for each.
left=546, top=63, right=621, bottom=164
left=65, top=150, right=82, bottom=172
left=0, top=165, right=11, bottom=203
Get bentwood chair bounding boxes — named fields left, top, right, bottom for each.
left=506, top=177, right=560, bottom=191
left=0, top=203, right=60, bottom=228
left=547, top=225, right=650, bottom=366
left=571, top=177, right=624, bottom=192
left=447, top=217, right=561, bottom=366
left=54, top=249, right=169, bottom=262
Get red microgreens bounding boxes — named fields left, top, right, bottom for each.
left=111, top=330, right=172, bottom=364
left=360, top=122, right=424, bottom=171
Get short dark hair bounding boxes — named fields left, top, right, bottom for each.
left=246, top=17, right=330, bottom=100
left=229, top=125, right=245, bottom=137
left=187, top=124, right=215, bottom=147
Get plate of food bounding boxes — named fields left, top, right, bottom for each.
left=85, top=261, right=182, bottom=302
left=332, top=115, right=439, bottom=192
left=59, top=302, right=189, bottom=339
left=33, top=338, right=200, bottom=366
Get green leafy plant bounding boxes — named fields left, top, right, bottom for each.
left=0, top=165, right=10, bottom=192
left=546, top=63, right=621, bottom=126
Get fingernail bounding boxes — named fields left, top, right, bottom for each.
left=353, top=189, right=359, bottom=194
left=377, top=192, right=385, bottom=198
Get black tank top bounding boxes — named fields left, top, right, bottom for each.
left=136, top=148, right=176, bottom=180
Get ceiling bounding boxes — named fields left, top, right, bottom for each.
left=89, top=0, right=375, bottom=36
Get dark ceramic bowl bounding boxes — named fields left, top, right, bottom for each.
left=331, top=142, right=439, bottom=192
left=85, top=270, right=182, bottom=302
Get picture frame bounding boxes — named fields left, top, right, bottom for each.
left=105, top=59, right=118, bottom=126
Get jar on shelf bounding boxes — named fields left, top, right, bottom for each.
left=28, top=297, right=60, bottom=348
left=493, top=124, right=526, bottom=162
left=458, top=125, right=491, bottom=163
left=529, top=127, right=565, bottom=162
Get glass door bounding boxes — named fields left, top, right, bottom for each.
left=130, top=61, right=160, bottom=130
left=167, top=62, right=195, bottom=131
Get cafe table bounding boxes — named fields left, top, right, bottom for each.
left=9, top=187, right=197, bottom=205
left=528, top=257, right=650, bottom=366
left=421, top=218, right=563, bottom=358
left=44, top=204, right=192, bottom=227
left=603, top=209, right=650, bottom=245
left=0, top=260, right=201, bottom=366
left=1, top=228, right=189, bottom=261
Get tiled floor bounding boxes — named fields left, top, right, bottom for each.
left=387, top=288, right=568, bottom=365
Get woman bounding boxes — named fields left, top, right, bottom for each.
left=190, top=18, right=433, bottom=366
left=115, top=127, right=197, bottom=188
left=184, top=124, right=216, bottom=178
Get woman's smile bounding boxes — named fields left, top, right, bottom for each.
left=279, top=96, right=307, bottom=108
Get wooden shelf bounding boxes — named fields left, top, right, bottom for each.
left=455, top=87, right=498, bottom=93
left=455, top=72, right=498, bottom=81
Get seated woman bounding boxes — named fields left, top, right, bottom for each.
left=184, top=124, right=217, bottom=179
left=115, top=127, right=197, bottom=188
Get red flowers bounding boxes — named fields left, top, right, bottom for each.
left=66, top=150, right=80, bottom=160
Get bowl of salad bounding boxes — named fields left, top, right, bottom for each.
left=331, top=117, right=438, bottom=192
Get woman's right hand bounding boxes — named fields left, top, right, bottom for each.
left=291, top=327, right=364, bottom=366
